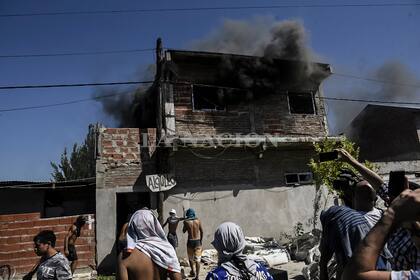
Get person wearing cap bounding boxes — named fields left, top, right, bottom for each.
left=64, top=215, right=87, bottom=274
left=162, top=209, right=185, bottom=249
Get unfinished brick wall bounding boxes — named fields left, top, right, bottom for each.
left=172, top=147, right=316, bottom=189
left=97, top=128, right=157, bottom=188
left=0, top=213, right=95, bottom=274
left=173, top=84, right=327, bottom=137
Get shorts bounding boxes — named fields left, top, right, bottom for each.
left=67, top=244, right=78, bottom=261
left=167, top=233, right=178, bottom=248
left=187, top=239, right=202, bottom=262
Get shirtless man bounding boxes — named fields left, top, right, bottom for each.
left=162, top=209, right=184, bottom=249
left=182, top=208, right=203, bottom=280
left=64, top=216, right=87, bottom=274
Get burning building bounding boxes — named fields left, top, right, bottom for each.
left=95, top=39, right=338, bottom=272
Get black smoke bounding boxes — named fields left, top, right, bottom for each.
left=329, top=61, right=420, bottom=134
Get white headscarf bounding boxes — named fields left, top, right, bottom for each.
left=127, top=209, right=181, bottom=273
left=211, top=222, right=258, bottom=278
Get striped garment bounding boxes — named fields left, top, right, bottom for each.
left=379, top=183, right=420, bottom=270
left=320, top=206, right=391, bottom=269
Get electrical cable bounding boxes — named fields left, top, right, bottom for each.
left=0, top=48, right=155, bottom=59
left=1, top=3, right=418, bottom=18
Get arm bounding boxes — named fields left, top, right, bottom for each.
left=342, top=210, right=394, bottom=280
left=336, top=149, right=384, bottom=190
left=199, top=221, right=203, bottom=243
left=23, top=261, right=40, bottom=280
left=64, top=225, right=74, bottom=256
left=182, top=221, right=187, bottom=233
left=343, top=189, right=420, bottom=280
left=162, top=218, right=168, bottom=229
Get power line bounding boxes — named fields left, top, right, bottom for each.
left=0, top=91, right=131, bottom=113
left=0, top=79, right=419, bottom=113
left=1, top=3, right=418, bottom=18
left=0, top=80, right=153, bottom=90
left=320, top=96, right=420, bottom=105
left=333, top=73, right=420, bottom=88
left=0, top=48, right=155, bottom=59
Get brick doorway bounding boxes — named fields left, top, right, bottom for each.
left=116, top=192, right=151, bottom=237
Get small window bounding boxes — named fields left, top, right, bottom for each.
left=285, top=172, right=313, bottom=185
left=285, top=174, right=299, bottom=184
left=192, top=85, right=226, bottom=111
left=288, top=92, right=315, bottom=114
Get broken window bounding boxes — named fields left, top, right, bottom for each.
left=288, top=92, right=315, bottom=114
left=192, top=85, right=226, bottom=111
left=285, top=172, right=313, bottom=185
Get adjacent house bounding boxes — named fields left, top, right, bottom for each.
left=345, top=104, right=420, bottom=184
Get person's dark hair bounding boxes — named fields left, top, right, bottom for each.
left=34, top=230, right=56, bottom=247
left=75, top=215, right=87, bottom=226
left=332, top=169, right=363, bottom=207
left=231, top=256, right=255, bottom=280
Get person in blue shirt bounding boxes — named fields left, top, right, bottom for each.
left=206, top=222, right=273, bottom=280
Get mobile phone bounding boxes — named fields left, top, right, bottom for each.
left=388, top=170, right=406, bottom=198
left=319, top=151, right=338, bottom=162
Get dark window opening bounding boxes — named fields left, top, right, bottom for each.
left=288, top=92, right=315, bottom=114
left=285, top=172, right=313, bottom=185
left=192, top=85, right=226, bottom=111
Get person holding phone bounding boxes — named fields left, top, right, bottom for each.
left=342, top=189, right=420, bottom=280
left=319, top=174, right=390, bottom=280
left=336, top=149, right=420, bottom=271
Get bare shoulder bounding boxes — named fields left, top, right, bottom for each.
left=69, top=224, right=77, bottom=232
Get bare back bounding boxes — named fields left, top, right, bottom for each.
left=118, top=250, right=181, bottom=280
left=183, top=219, right=201, bottom=240
left=67, top=225, right=79, bottom=245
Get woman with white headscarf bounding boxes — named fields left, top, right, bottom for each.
left=118, top=209, right=182, bottom=280
left=206, top=222, right=273, bottom=280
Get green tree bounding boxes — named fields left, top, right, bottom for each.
left=50, top=124, right=97, bottom=181
left=309, top=136, right=376, bottom=193
left=308, top=136, right=376, bottom=229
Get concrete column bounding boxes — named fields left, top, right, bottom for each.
left=96, top=188, right=116, bottom=274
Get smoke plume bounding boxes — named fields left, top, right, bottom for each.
left=96, top=17, right=323, bottom=127
left=329, top=61, right=420, bottom=134
left=94, top=64, right=155, bottom=127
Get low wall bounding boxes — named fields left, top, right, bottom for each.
left=0, top=212, right=95, bottom=274
left=163, top=184, right=331, bottom=257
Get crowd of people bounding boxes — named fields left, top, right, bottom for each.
left=23, top=149, right=420, bottom=280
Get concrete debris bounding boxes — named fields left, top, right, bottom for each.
left=287, top=230, right=321, bottom=262
left=245, top=236, right=290, bottom=267
left=199, top=237, right=290, bottom=268
left=201, top=249, right=219, bottom=265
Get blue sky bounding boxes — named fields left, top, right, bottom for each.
left=0, top=0, right=419, bottom=181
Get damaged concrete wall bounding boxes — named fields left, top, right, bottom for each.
left=163, top=185, right=330, bottom=257
left=163, top=147, right=329, bottom=256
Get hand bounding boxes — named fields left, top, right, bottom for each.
left=335, top=148, right=355, bottom=163
left=389, top=189, right=420, bottom=225
left=23, top=274, right=33, bottom=280
left=64, top=250, right=69, bottom=256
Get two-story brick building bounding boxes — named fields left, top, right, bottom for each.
left=95, top=40, right=338, bottom=272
